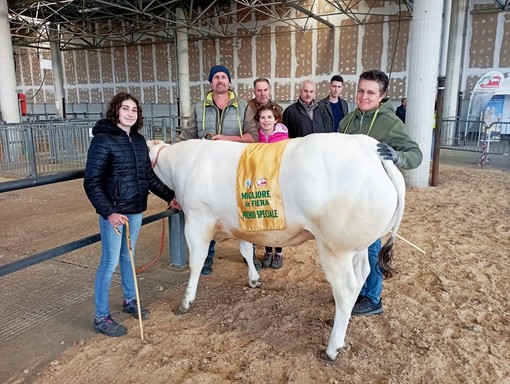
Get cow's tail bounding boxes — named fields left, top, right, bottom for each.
left=378, top=160, right=406, bottom=279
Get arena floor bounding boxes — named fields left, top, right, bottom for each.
left=0, top=149, right=508, bottom=383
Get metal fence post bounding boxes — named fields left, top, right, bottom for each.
left=24, top=125, right=38, bottom=177
left=161, top=119, right=167, bottom=142
left=168, top=210, right=187, bottom=268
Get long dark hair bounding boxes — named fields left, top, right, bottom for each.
left=105, top=92, right=143, bottom=131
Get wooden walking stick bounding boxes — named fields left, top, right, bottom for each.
left=123, top=220, right=144, bottom=340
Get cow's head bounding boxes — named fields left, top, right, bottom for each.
left=147, top=139, right=166, bottom=152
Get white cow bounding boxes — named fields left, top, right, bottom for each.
left=148, top=133, right=405, bottom=361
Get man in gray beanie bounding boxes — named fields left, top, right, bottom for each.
left=174, top=64, right=258, bottom=275
left=208, top=65, right=231, bottom=83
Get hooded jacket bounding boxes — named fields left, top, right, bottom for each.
left=339, top=98, right=422, bottom=170
left=258, top=122, right=289, bottom=143
left=84, top=119, right=174, bottom=219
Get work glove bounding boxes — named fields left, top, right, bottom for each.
left=377, top=142, right=405, bottom=166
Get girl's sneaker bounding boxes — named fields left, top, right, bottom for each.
left=271, top=253, right=283, bottom=269
left=262, top=252, right=273, bottom=268
left=122, top=299, right=150, bottom=320
left=93, top=315, right=127, bottom=337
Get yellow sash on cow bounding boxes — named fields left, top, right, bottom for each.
left=236, top=141, right=289, bottom=231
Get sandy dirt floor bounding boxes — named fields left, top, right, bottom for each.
left=4, top=163, right=510, bottom=384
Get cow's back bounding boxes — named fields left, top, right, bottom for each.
left=153, top=135, right=401, bottom=251
left=277, top=133, right=400, bottom=251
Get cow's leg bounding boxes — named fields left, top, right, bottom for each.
left=239, top=240, right=261, bottom=288
left=317, top=246, right=366, bottom=361
left=175, top=216, right=215, bottom=315
left=351, top=248, right=370, bottom=291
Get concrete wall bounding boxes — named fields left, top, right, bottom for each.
left=12, top=0, right=509, bottom=111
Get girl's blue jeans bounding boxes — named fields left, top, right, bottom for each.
left=94, top=213, right=142, bottom=320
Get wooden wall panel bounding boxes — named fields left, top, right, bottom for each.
left=78, top=88, right=89, bottom=103
left=275, top=27, right=291, bottom=79
left=87, top=51, right=101, bottom=83
left=157, top=85, right=171, bottom=104
left=274, top=81, right=291, bottom=102
left=141, top=40, right=155, bottom=83
left=67, top=88, right=78, bottom=103
left=317, top=28, right=335, bottom=76
left=387, top=17, right=410, bottom=72
left=389, top=77, right=407, bottom=100
left=500, top=14, right=510, bottom=68
left=316, top=79, right=330, bottom=100
left=90, top=89, right=103, bottom=103
left=126, top=46, right=140, bottom=83
left=113, top=47, right=127, bottom=83
left=190, top=85, right=202, bottom=102
left=255, top=26, right=271, bottom=79
left=128, top=85, right=141, bottom=99
left=75, top=51, right=87, bottom=84
left=470, top=12, right=497, bottom=68
left=155, top=43, right=170, bottom=82
left=103, top=88, right=115, bottom=103
left=295, top=29, right=313, bottom=78
left=189, top=41, right=201, bottom=82
left=237, top=83, right=251, bottom=101
left=362, top=17, right=384, bottom=71
left=202, top=40, right=216, bottom=79
left=237, top=33, right=253, bottom=78
left=143, top=86, right=156, bottom=103
left=219, top=38, right=234, bottom=77
left=100, top=50, right=114, bottom=83
left=339, top=22, right=358, bottom=75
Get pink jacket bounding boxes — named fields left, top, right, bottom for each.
left=258, top=123, right=289, bottom=143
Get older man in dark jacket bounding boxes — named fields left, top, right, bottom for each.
left=283, top=80, right=325, bottom=138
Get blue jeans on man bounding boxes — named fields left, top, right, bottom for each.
left=94, top=213, right=142, bottom=320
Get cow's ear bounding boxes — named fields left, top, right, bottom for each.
left=147, top=140, right=155, bottom=151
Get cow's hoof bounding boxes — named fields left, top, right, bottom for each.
left=172, top=306, right=188, bottom=315
left=248, top=278, right=262, bottom=288
left=173, top=301, right=193, bottom=315
left=318, top=350, right=336, bottom=363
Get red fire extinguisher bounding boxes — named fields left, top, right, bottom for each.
left=18, top=93, right=27, bottom=116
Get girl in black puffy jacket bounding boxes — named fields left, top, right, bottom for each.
left=84, top=92, right=175, bottom=337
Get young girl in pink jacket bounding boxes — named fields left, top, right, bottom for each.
left=255, top=103, right=289, bottom=269
left=257, top=104, right=289, bottom=144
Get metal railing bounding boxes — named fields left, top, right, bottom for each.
left=439, top=119, right=510, bottom=155
left=0, top=117, right=181, bottom=178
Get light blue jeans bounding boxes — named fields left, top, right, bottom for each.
left=94, top=213, right=142, bottom=320
left=359, top=239, right=383, bottom=305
